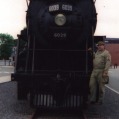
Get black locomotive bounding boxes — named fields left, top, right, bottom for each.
left=12, top=0, right=97, bottom=110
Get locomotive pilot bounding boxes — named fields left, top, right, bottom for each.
left=89, top=41, right=111, bottom=104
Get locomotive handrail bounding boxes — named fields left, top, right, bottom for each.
left=26, top=49, right=89, bottom=52
left=93, top=0, right=96, bottom=3
left=26, top=0, right=29, bottom=8
left=31, top=36, right=36, bottom=73
left=15, top=70, right=91, bottom=74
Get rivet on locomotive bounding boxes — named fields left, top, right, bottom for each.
left=12, top=0, right=97, bottom=109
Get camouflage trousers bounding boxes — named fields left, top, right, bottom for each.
left=89, top=69, right=105, bottom=102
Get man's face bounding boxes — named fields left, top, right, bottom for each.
left=97, top=45, right=105, bottom=51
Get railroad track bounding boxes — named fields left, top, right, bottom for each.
left=29, top=108, right=88, bottom=119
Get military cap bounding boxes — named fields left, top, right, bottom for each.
left=97, top=41, right=105, bottom=46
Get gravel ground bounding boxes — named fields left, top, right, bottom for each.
left=0, top=81, right=34, bottom=119
left=1, top=81, right=119, bottom=119
left=85, top=86, right=119, bottom=119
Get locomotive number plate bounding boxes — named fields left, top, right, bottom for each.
left=49, top=4, right=72, bottom=12
left=54, top=33, right=67, bottom=38
left=49, top=4, right=59, bottom=12
left=62, top=4, right=72, bottom=11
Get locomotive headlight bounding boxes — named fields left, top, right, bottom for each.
left=55, top=14, right=66, bottom=26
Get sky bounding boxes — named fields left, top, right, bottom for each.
left=0, top=0, right=119, bottom=39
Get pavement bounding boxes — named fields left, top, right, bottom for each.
left=107, top=66, right=119, bottom=93
left=0, top=60, right=13, bottom=66
left=0, top=65, right=14, bottom=83
left=85, top=87, right=119, bottom=119
left=85, top=66, right=119, bottom=119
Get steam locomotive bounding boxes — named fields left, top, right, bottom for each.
left=12, top=0, right=97, bottom=109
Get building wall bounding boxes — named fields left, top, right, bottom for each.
left=105, top=44, right=119, bottom=66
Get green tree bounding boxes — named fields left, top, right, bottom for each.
left=0, top=33, right=14, bottom=60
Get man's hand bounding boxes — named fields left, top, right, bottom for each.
left=102, top=71, right=108, bottom=77
left=88, top=48, right=92, bottom=51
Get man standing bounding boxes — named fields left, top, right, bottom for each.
left=89, top=41, right=111, bottom=104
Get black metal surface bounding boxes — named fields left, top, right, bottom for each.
left=12, top=72, right=89, bottom=108
left=12, top=0, right=97, bottom=109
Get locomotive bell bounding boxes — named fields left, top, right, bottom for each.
left=55, top=14, right=66, bottom=26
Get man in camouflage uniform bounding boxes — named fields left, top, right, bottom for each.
left=89, top=41, right=111, bottom=104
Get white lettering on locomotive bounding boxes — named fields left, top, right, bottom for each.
left=62, top=5, right=72, bottom=11
left=49, top=4, right=72, bottom=12
left=49, top=4, right=59, bottom=12
left=54, top=33, right=67, bottom=38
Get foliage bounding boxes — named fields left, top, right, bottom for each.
left=0, top=33, right=15, bottom=59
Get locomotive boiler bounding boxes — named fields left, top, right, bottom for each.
left=12, top=0, right=97, bottom=109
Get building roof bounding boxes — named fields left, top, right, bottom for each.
left=105, top=38, right=119, bottom=44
